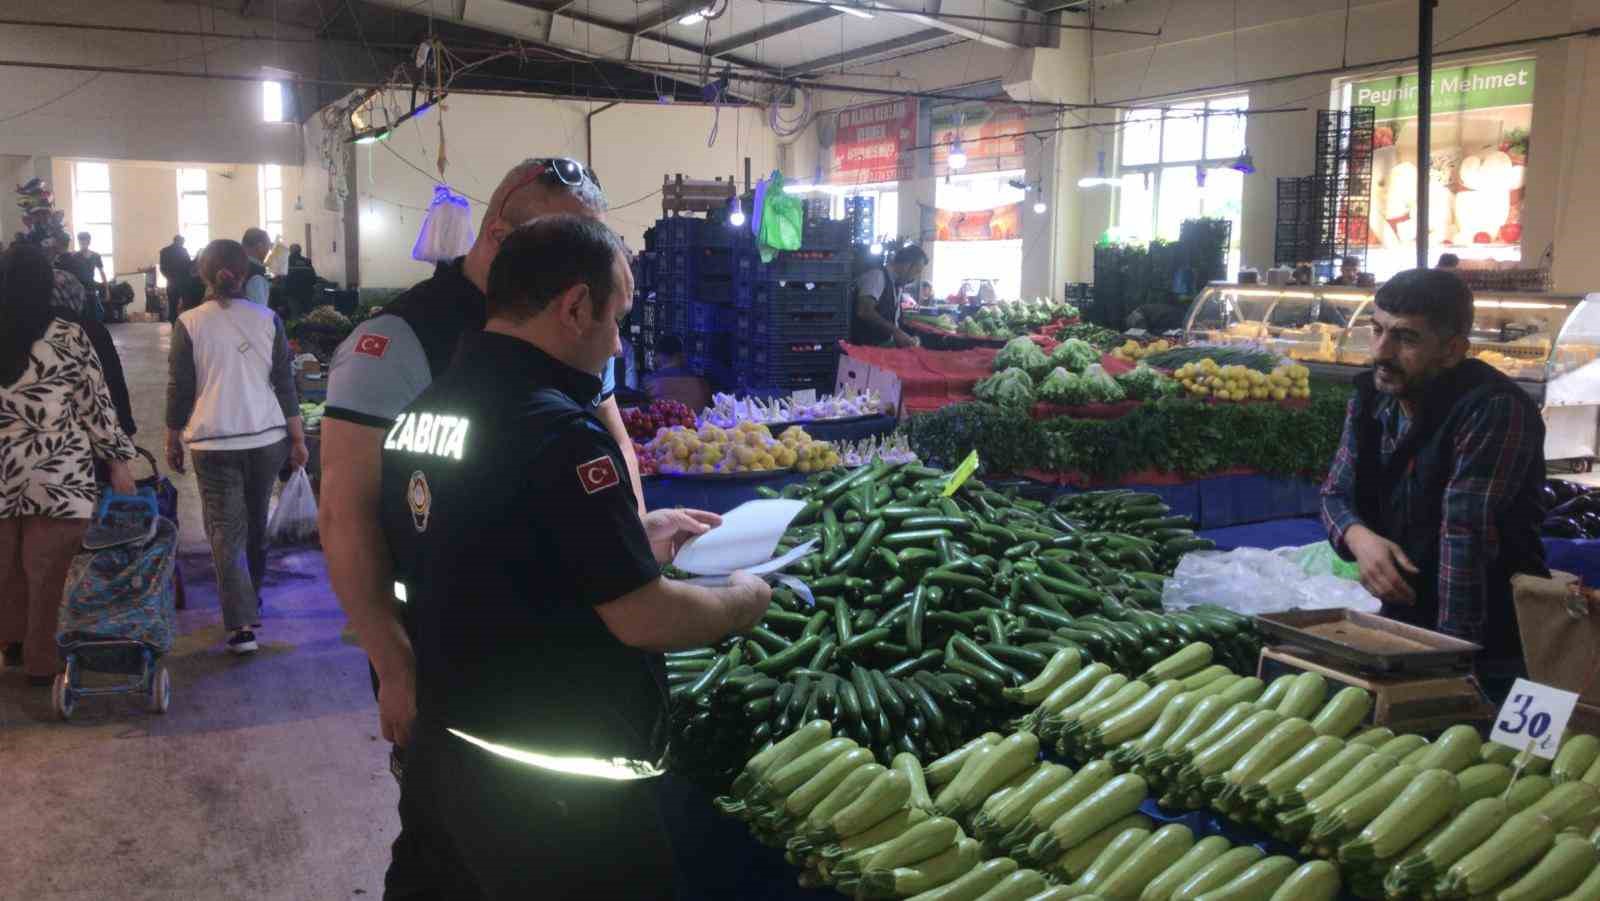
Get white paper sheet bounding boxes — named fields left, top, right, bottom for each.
left=672, top=499, right=807, bottom=575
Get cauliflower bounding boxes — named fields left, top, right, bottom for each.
left=994, top=336, right=1048, bottom=374
left=1048, top=338, right=1099, bottom=374
left=975, top=367, right=1036, bottom=408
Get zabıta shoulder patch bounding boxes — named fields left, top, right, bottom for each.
left=354, top=334, right=390, bottom=358
left=576, top=455, right=620, bottom=494
left=408, top=470, right=433, bottom=533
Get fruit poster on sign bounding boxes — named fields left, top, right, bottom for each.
left=1349, top=57, right=1534, bottom=272
left=929, top=101, right=1029, bottom=175
left=935, top=203, right=1023, bottom=241
left=831, top=100, right=917, bottom=185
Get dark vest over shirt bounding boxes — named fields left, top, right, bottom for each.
left=851, top=265, right=900, bottom=345
left=1350, top=359, right=1548, bottom=663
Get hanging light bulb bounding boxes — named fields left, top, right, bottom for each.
left=727, top=195, right=746, bottom=228
left=869, top=242, right=884, bottom=256
left=1033, top=200, right=1047, bottom=214
left=948, top=140, right=967, bottom=171
left=1078, top=149, right=1116, bottom=188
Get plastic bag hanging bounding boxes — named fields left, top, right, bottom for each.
left=756, top=170, right=804, bottom=262
left=411, top=184, right=475, bottom=263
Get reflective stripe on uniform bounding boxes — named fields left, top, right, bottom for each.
left=447, top=728, right=665, bottom=781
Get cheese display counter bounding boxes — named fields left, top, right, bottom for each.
left=1183, top=285, right=1600, bottom=462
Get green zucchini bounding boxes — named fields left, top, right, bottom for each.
left=864, top=815, right=963, bottom=872
left=1184, top=709, right=1285, bottom=782
left=1494, top=833, right=1600, bottom=901
left=1337, top=766, right=1459, bottom=861
left=1481, top=741, right=1519, bottom=765
left=1005, top=648, right=1083, bottom=705
left=806, top=763, right=889, bottom=837
left=1525, top=781, right=1600, bottom=832
left=977, top=763, right=1075, bottom=838
left=967, top=869, right=1050, bottom=901
left=1069, top=681, right=1154, bottom=740
left=823, top=766, right=907, bottom=841
left=1169, top=847, right=1266, bottom=901
left=936, top=741, right=999, bottom=814
left=761, top=737, right=858, bottom=799
left=1249, top=736, right=1344, bottom=805
left=862, top=838, right=982, bottom=898
left=1008, top=760, right=1116, bottom=849
left=1045, top=815, right=1153, bottom=883
left=1091, top=680, right=1186, bottom=749
left=1438, top=811, right=1557, bottom=898
left=895, top=752, right=937, bottom=813
left=1277, top=753, right=1391, bottom=839
left=1508, top=775, right=1557, bottom=813
left=733, top=719, right=831, bottom=798
left=1308, top=686, right=1372, bottom=738
left=1252, top=676, right=1294, bottom=711
left=1058, top=827, right=1152, bottom=897
left=1191, top=855, right=1297, bottom=901
left=1035, top=663, right=1115, bottom=718
left=1096, top=824, right=1196, bottom=901
left=1141, top=642, right=1213, bottom=684
left=901, top=856, right=1018, bottom=901
left=1151, top=696, right=1230, bottom=765
left=1309, top=762, right=1423, bottom=846
left=824, top=806, right=929, bottom=862
left=1373, top=733, right=1429, bottom=761
left=783, top=747, right=875, bottom=820
left=1139, top=836, right=1232, bottom=901
left=1050, top=675, right=1131, bottom=732
left=1180, top=665, right=1234, bottom=692
left=1180, top=702, right=1259, bottom=759
left=1556, top=735, right=1600, bottom=785
left=1411, top=724, right=1483, bottom=774
left=1028, top=773, right=1149, bottom=861
left=1274, top=672, right=1327, bottom=720
left=1265, top=861, right=1339, bottom=901
left=1453, top=763, right=1515, bottom=811
left=954, top=732, right=1043, bottom=816
left=1221, top=718, right=1318, bottom=792
left=1349, top=726, right=1395, bottom=747
left=1386, top=798, right=1509, bottom=891
left=927, top=733, right=1003, bottom=788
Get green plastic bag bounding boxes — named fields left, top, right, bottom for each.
left=757, top=170, right=804, bottom=261
left=1290, top=541, right=1361, bottom=581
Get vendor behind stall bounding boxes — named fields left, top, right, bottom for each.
left=852, top=245, right=926, bottom=347
left=1320, top=268, right=1547, bottom=696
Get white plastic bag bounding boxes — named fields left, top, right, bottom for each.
left=1161, top=546, right=1381, bottom=616
left=268, top=468, right=319, bottom=544
left=411, top=185, right=475, bottom=263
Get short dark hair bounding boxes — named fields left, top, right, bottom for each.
left=893, top=246, right=928, bottom=268
left=1374, top=267, right=1475, bottom=338
left=1340, top=256, right=1360, bottom=268
left=1437, top=253, right=1460, bottom=268
left=486, top=215, right=622, bottom=323
left=78, top=231, right=91, bottom=242
left=657, top=334, right=684, bottom=356
left=241, top=227, right=270, bottom=250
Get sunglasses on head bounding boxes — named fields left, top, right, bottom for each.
left=492, top=158, right=602, bottom=223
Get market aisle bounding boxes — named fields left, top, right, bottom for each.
left=0, top=323, right=398, bottom=901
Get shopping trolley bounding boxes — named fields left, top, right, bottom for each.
left=51, top=489, right=179, bottom=720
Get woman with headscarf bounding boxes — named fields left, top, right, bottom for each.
left=0, top=244, right=138, bottom=684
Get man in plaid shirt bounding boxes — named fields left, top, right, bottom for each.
left=1321, top=268, right=1547, bottom=691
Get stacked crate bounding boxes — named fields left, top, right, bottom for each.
left=734, top=218, right=854, bottom=397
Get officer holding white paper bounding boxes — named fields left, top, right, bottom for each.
left=378, top=215, right=771, bottom=899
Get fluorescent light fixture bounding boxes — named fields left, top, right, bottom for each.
left=352, top=128, right=391, bottom=145
left=869, top=242, right=883, bottom=255
left=1033, top=201, right=1047, bottom=214
left=1231, top=149, right=1256, bottom=174
left=1077, top=150, right=1116, bottom=188
left=727, top=195, right=746, bottom=228
left=831, top=4, right=874, bottom=16
left=678, top=11, right=705, bottom=25
left=948, top=142, right=967, bottom=170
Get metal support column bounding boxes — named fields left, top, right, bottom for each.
left=1416, top=0, right=1436, bottom=270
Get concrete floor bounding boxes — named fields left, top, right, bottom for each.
left=0, top=323, right=397, bottom=900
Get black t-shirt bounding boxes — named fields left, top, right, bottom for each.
left=379, top=331, right=664, bottom=760
left=66, top=251, right=101, bottom=287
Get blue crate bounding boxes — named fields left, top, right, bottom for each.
left=632, top=251, right=659, bottom=289
left=733, top=340, right=840, bottom=375
left=802, top=218, right=853, bottom=250
left=696, top=278, right=755, bottom=306
left=738, top=371, right=836, bottom=395
left=736, top=306, right=848, bottom=343
left=689, top=353, right=737, bottom=388
left=686, top=301, right=736, bottom=333
left=754, top=282, right=849, bottom=315
left=656, top=217, right=706, bottom=247
left=663, top=248, right=761, bottom=282
left=768, top=250, right=852, bottom=283
left=658, top=301, right=686, bottom=332
left=732, top=281, right=775, bottom=310
left=686, top=332, right=732, bottom=360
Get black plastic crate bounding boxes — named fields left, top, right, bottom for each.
left=754, top=280, right=850, bottom=313
left=696, top=278, right=755, bottom=306
left=733, top=340, right=839, bottom=373
left=656, top=217, right=706, bottom=247
left=802, top=218, right=853, bottom=250
left=689, top=352, right=736, bottom=387
left=738, top=370, right=836, bottom=395
left=744, top=313, right=847, bottom=344
left=663, top=247, right=761, bottom=281
left=769, top=249, right=852, bottom=283
left=686, top=332, right=732, bottom=360
left=686, top=301, right=735, bottom=333
left=657, top=301, right=686, bottom=332
left=632, top=251, right=659, bottom=289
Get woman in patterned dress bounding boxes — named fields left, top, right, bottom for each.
left=0, top=244, right=137, bottom=685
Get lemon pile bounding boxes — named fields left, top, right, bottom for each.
left=1174, top=359, right=1312, bottom=402
left=1112, top=338, right=1172, bottom=362
left=647, top=422, right=836, bottom=475
left=784, top=426, right=842, bottom=474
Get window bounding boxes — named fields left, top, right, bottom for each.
left=72, top=161, right=114, bottom=279
left=262, top=81, right=284, bottom=123
left=832, top=184, right=898, bottom=244
left=1116, top=94, right=1249, bottom=272
left=259, top=164, right=284, bottom=244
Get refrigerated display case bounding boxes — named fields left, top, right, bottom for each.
left=1182, top=284, right=1600, bottom=462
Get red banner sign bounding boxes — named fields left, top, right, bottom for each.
left=832, top=100, right=917, bottom=185
left=935, top=203, right=1023, bottom=241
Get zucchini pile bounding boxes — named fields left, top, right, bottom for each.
left=665, top=462, right=1260, bottom=787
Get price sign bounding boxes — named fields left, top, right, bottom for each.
left=1490, top=678, right=1578, bottom=760
left=942, top=451, right=980, bottom=497
left=791, top=389, right=818, bottom=407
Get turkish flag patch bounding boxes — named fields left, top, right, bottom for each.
left=354, top=334, right=391, bottom=358
left=577, top=455, right=621, bottom=494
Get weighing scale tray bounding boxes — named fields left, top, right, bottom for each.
left=1253, top=608, right=1481, bottom=673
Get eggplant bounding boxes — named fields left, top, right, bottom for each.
left=1581, top=511, right=1600, bottom=539
left=1541, top=483, right=1560, bottom=510
left=1544, top=516, right=1586, bottom=539
left=1550, top=494, right=1600, bottom=519
left=1549, top=479, right=1587, bottom=503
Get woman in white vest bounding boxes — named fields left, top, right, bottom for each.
left=166, top=239, right=308, bottom=655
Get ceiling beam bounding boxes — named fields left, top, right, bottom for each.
left=630, top=0, right=719, bottom=34
left=863, top=0, right=1028, bottom=48
left=786, top=26, right=951, bottom=74
left=704, top=6, right=839, bottom=56
left=554, top=7, right=774, bottom=72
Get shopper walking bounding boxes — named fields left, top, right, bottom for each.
left=241, top=227, right=273, bottom=307
left=379, top=216, right=769, bottom=899
left=159, top=235, right=192, bottom=324
left=0, top=244, right=138, bottom=684
left=166, top=239, right=308, bottom=655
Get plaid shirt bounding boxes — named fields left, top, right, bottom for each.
left=1320, top=391, right=1542, bottom=643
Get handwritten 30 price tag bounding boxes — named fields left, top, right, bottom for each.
left=1490, top=678, right=1578, bottom=760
